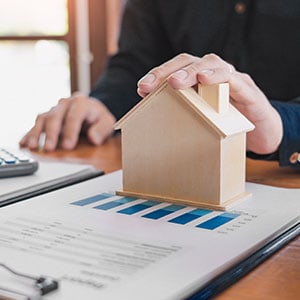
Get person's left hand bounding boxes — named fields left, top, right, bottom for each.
left=137, top=53, right=283, bottom=155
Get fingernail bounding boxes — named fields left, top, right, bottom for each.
left=138, top=73, right=156, bottom=85
left=198, top=69, right=215, bottom=76
left=171, top=70, right=189, bottom=80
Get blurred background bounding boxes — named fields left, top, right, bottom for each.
left=0, top=0, right=123, bottom=146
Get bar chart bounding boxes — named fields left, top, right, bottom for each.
left=70, top=193, right=255, bottom=232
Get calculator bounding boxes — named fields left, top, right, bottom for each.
left=0, top=148, right=39, bottom=178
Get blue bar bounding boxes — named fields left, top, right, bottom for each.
left=169, top=208, right=212, bottom=225
left=196, top=212, right=239, bottom=230
left=142, top=204, right=185, bottom=220
left=71, top=193, right=114, bottom=206
left=118, top=200, right=160, bottom=215
left=93, top=197, right=136, bottom=210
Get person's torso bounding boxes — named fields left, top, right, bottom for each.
left=157, top=0, right=300, bottom=101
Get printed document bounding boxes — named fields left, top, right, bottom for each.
left=0, top=171, right=299, bottom=299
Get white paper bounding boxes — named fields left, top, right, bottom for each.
left=0, top=171, right=299, bottom=299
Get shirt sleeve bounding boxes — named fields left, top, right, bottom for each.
left=247, top=99, right=300, bottom=167
left=89, top=0, right=173, bottom=120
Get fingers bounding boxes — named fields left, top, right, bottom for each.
left=168, top=54, right=231, bottom=89
left=137, top=53, right=196, bottom=96
left=20, top=99, right=70, bottom=151
left=137, top=52, right=265, bottom=118
left=86, top=103, right=116, bottom=146
left=137, top=53, right=233, bottom=96
left=20, top=113, right=47, bottom=149
left=137, top=52, right=283, bottom=155
left=59, top=97, right=92, bottom=150
left=20, top=94, right=116, bottom=151
left=43, top=99, right=71, bottom=150
left=63, top=98, right=116, bottom=148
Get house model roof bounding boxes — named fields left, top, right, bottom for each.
left=115, top=81, right=254, bottom=137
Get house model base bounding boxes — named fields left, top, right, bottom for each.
left=116, top=190, right=252, bottom=211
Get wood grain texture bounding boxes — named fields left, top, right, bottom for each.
left=33, top=135, right=122, bottom=173
left=116, top=189, right=251, bottom=211
left=246, top=158, right=300, bottom=188
left=198, top=83, right=229, bottom=114
left=117, top=83, right=252, bottom=208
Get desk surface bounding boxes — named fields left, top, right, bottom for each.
left=38, top=135, right=300, bottom=300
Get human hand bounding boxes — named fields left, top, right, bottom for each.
left=137, top=53, right=283, bottom=155
left=19, top=93, right=116, bottom=151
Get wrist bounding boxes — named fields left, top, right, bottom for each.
left=246, top=107, right=283, bottom=154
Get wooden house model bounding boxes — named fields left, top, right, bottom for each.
left=115, top=81, right=254, bottom=210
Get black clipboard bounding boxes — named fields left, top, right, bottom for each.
left=187, top=222, right=300, bottom=300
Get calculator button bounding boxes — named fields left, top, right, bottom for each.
left=12, top=151, right=30, bottom=162
left=3, top=157, right=16, bottom=164
left=0, top=147, right=39, bottom=178
left=0, top=149, right=17, bottom=164
left=17, top=157, right=30, bottom=162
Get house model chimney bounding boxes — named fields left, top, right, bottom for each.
left=198, top=83, right=229, bottom=114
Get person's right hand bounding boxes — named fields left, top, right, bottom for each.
left=137, top=53, right=283, bottom=155
left=19, top=94, right=116, bottom=151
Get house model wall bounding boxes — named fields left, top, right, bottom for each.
left=115, top=81, right=254, bottom=210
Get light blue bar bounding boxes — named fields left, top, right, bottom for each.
left=196, top=212, right=239, bottom=230
left=118, top=200, right=160, bottom=215
left=93, top=197, right=136, bottom=210
left=71, top=193, right=114, bottom=206
left=220, top=212, right=240, bottom=219
left=189, top=208, right=213, bottom=216
left=142, top=204, right=185, bottom=220
left=164, top=204, right=186, bottom=212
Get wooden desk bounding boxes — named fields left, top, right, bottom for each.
left=38, top=135, right=300, bottom=300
